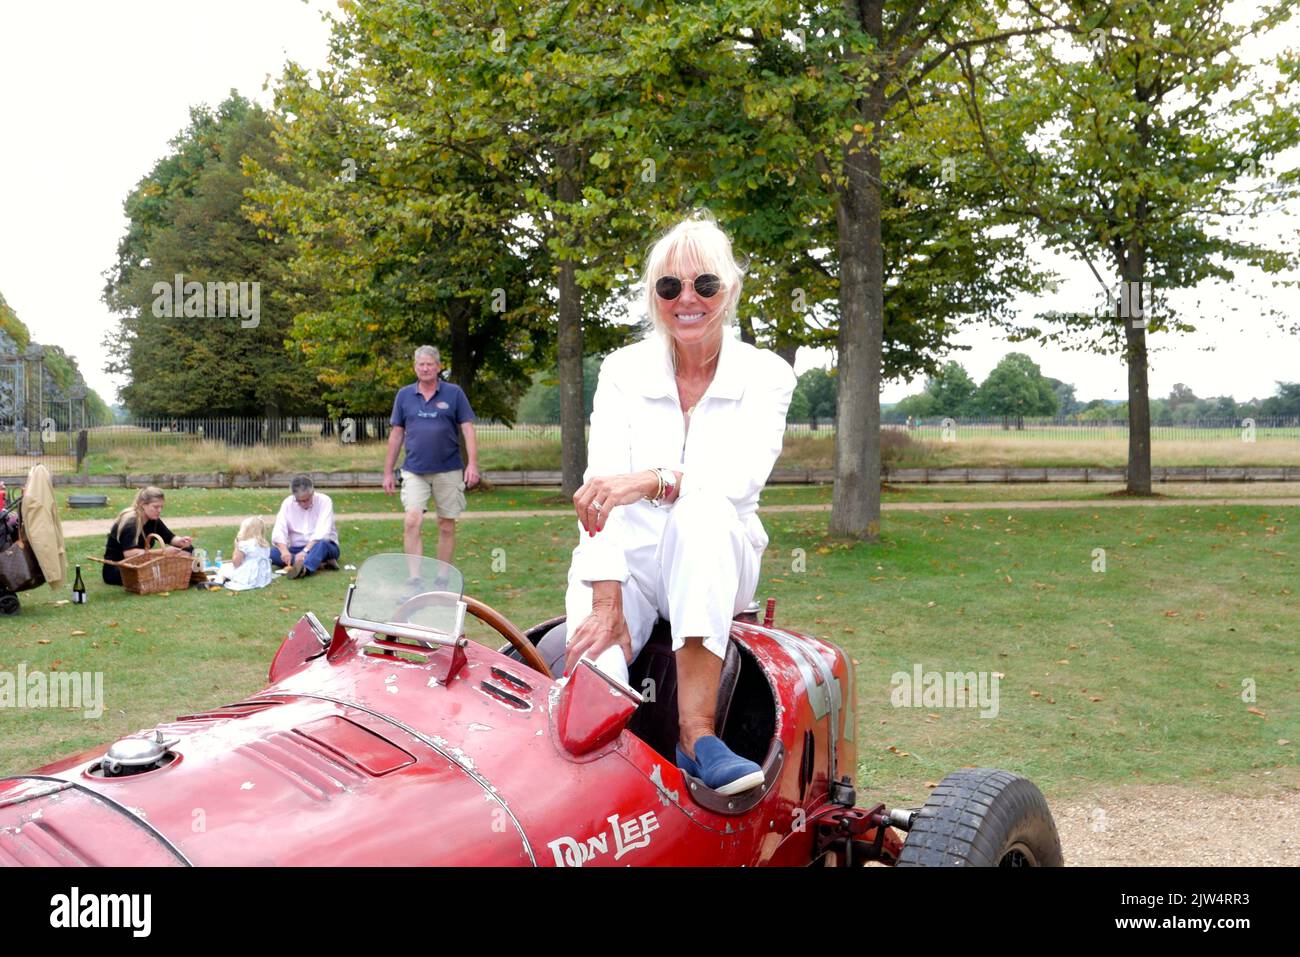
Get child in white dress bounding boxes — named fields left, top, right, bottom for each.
left=215, top=517, right=274, bottom=592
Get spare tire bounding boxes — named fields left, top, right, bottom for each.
left=896, top=767, right=1063, bottom=867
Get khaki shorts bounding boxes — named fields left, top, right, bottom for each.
left=400, top=468, right=466, bottom=519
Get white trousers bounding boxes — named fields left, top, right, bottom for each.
left=564, top=491, right=762, bottom=687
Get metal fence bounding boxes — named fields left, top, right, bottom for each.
left=0, top=428, right=78, bottom=474
left=73, top=414, right=1300, bottom=454
left=887, top=416, right=1300, bottom=441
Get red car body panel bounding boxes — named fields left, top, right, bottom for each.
left=1, top=613, right=861, bottom=867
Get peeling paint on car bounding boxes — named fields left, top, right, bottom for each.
left=647, top=762, right=680, bottom=806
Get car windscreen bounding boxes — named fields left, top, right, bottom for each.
left=347, top=554, right=464, bottom=639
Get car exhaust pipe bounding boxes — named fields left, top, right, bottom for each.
left=887, top=807, right=917, bottom=831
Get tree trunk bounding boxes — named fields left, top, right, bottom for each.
left=265, top=399, right=281, bottom=444
left=774, top=340, right=798, bottom=368
left=447, top=298, right=480, bottom=467
left=555, top=144, right=588, bottom=498
left=829, top=27, right=885, bottom=540
left=737, top=314, right=756, bottom=345
left=1123, top=290, right=1152, bottom=494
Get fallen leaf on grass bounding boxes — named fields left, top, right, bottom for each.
left=54, top=599, right=69, bottom=606
left=1029, top=690, right=1041, bottom=698
left=926, top=713, right=941, bottom=720
left=924, top=781, right=939, bottom=788
left=1056, top=659, right=1070, bottom=665
left=1163, top=610, right=1179, bottom=618
left=134, top=628, right=146, bottom=634
left=106, top=621, right=118, bottom=628
left=70, top=630, right=87, bottom=636
left=1089, top=696, right=1102, bottom=702
left=1279, top=739, right=1291, bottom=746
left=1246, top=706, right=1266, bottom=718
left=37, top=639, right=52, bottom=645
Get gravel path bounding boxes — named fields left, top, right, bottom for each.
left=57, top=496, right=1300, bottom=538
left=1051, top=772, right=1300, bottom=865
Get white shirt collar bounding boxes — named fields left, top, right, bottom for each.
left=630, top=330, right=746, bottom=401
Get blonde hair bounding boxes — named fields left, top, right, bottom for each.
left=641, top=208, right=745, bottom=351
left=236, top=516, right=270, bottom=549
left=112, top=486, right=165, bottom=545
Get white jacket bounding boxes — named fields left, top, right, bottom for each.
left=570, top=331, right=797, bottom=585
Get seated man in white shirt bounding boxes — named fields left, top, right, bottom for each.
left=271, top=475, right=341, bottom=580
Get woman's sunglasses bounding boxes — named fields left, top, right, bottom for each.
left=655, top=274, right=723, bottom=300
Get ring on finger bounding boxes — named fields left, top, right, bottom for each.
left=593, top=501, right=603, bottom=511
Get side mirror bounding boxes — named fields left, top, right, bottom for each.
left=553, top=658, right=644, bottom=757
left=268, top=612, right=331, bottom=682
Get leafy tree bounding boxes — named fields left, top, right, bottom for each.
left=250, top=1, right=671, bottom=490
left=103, top=94, right=324, bottom=422
left=0, top=291, right=30, bottom=353
left=1209, top=395, right=1239, bottom=420
left=925, top=361, right=978, bottom=417
left=1166, top=383, right=1198, bottom=412
left=790, top=367, right=838, bottom=428
left=662, top=1, right=1058, bottom=538
left=962, top=0, right=1300, bottom=491
left=1261, top=382, right=1300, bottom=418
left=975, top=352, right=1058, bottom=427
left=516, top=355, right=603, bottom=425
left=893, top=391, right=939, bottom=421
left=1044, top=377, right=1080, bottom=417
left=1079, top=399, right=1121, bottom=422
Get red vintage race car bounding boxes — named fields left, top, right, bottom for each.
left=0, top=554, right=1062, bottom=867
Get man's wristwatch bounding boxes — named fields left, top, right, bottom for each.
left=647, top=467, right=677, bottom=507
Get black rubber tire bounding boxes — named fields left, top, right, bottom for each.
left=896, top=767, right=1064, bottom=867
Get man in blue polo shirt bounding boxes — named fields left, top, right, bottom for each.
left=383, top=345, right=480, bottom=564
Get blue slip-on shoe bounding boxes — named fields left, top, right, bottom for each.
left=675, top=735, right=765, bottom=796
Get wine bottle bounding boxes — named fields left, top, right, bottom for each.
left=73, top=565, right=87, bottom=604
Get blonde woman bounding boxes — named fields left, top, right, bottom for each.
left=101, top=487, right=194, bottom=586
left=213, top=516, right=273, bottom=591
left=563, top=210, right=796, bottom=794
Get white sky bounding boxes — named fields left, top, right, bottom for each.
left=1, top=1, right=1296, bottom=409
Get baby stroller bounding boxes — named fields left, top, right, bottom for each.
left=0, top=487, right=45, bottom=615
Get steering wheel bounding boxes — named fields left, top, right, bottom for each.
left=392, top=591, right=551, bottom=677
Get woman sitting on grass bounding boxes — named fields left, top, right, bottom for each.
left=213, top=517, right=274, bottom=592
left=101, top=487, right=194, bottom=586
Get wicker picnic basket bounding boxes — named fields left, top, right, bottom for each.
left=88, top=534, right=194, bottom=595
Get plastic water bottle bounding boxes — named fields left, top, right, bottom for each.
left=215, top=549, right=223, bottom=569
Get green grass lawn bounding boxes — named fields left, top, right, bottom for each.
left=73, top=424, right=1300, bottom=476
left=4, top=503, right=1296, bottom=810
left=44, top=480, right=1300, bottom=525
